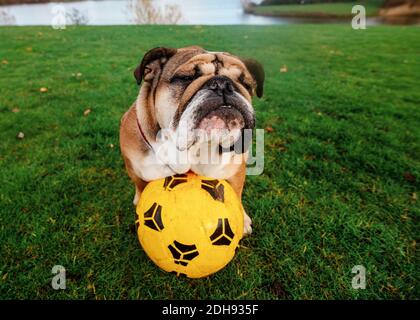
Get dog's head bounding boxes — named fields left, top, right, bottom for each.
left=134, top=46, right=264, bottom=150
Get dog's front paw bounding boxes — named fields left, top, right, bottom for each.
left=243, top=211, right=252, bottom=236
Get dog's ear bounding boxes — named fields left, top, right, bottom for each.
left=134, top=47, right=177, bottom=85
left=241, top=58, right=265, bottom=98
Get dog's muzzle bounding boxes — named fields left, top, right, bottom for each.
left=193, top=76, right=255, bottom=132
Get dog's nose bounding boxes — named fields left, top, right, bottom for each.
left=204, top=76, right=234, bottom=96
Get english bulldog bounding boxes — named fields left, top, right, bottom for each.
left=119, top=46, right=264, bottom=235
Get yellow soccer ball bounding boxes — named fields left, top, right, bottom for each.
left=135, top=173, right=244, bottom=278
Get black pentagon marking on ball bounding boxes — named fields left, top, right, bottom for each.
left=213, top=236, right=232, bottom=246
left=143, top=202, right=164, bottom=231
left=201, top=179, right=225, bottom=202
left=210, top=218, right=235, bottom=246
left=144, top=202, right=157, bottom=218
left=183, top=251, right=199, bottom=261
left=168, top=241, right=199, bottom=266
left=153, top=205, right=164, bottom=230
left=168, top=244, right=181, bottom=259
left=144, top=219, right=157, bottom=231
left=163, top=174, right=188, bottom=191
left=173, top=240, right=196, bottom=253
left=210, top=218, right=223, bottom=241
left=223, top=218, right=234, bottom=238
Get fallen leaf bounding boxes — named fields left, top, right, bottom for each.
left=26, top=47, right=33, bottom=52
left=2, top=59, right=8, bottom=65
left=17, top=132, right=25, bottom=139
left=401, top=214, right=409, bottom=221
left=83, top=108, right=91, bottom=116
left=87, top=283, right=96, bottom=295
left=304, top=154, right=315, bottom=161
left=403, top=172, right=416, bottom=183
left=279, top=146, right=288, bottom=152
left=329, top=50, right=342, bottom=55
left=280, top=65, right=288, bottom=73
left=11, top=107, right=20, bottom=113
left=39, top=87, right=48, bottom=93
left=265, top=126, right=274, bottom=133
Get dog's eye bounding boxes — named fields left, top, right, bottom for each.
left=170, top=74, right=195, bottom=83
left=170, top=67, right=202, bottom=84
left=242, top=82, right=252, bottom=93
left=239, top=73, right=253, bottom=94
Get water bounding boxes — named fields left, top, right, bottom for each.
left=0, top=0, right=284, bottom=26
left=0, top=0, right=418, bottom=26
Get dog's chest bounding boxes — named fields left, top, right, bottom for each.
left=131, top=139, right=243, bottom=181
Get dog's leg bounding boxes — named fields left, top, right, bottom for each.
left=131, top=176, right=147, bottom=206
left=133, top=184, right=141, bottom=206
left=227, top=161, right=252, bottom=236
left=122, top=155, right=147, bottom=206
left=243, top=211, right=252, bottom=236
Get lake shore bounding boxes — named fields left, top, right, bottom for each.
left=247, top=3, right=420, bottom=20
left=248, top=10, right=356, bottom=19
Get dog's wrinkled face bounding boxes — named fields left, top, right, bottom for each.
left=134, top=46, right=264, bottom=151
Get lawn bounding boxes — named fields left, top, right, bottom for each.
left=254, top=2, right=384, bottom=17
left=0, top=25, right=419, bottom=299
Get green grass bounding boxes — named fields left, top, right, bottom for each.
left=254, top=2, right=383, bottom=17
left=0, top=25, right=419, bottom=299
